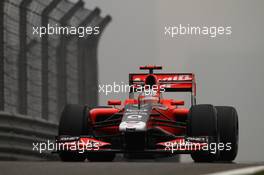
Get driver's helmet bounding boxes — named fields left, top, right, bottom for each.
left=138, top=91, right=159, bottom=105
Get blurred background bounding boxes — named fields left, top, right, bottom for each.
left=0, top=0, right=263, bottom=162
left=85, top=0, right=264, bottom=162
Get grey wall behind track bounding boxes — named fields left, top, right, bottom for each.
left=0, top=0, right=111, bottom=160
left=1, top=0, right=110, bottom=121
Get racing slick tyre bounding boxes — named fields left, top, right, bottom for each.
left=86, top=152, right=116, bottom=162
left=58, top=105, right=116, bottom=162
left=187, top=104, right=219, bottom=162
left=216, top=106, right=238, bottom=162
left=58, top=104, right=88, bottom=161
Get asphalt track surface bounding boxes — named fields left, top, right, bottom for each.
left=0, top=161, right=263, bottom=175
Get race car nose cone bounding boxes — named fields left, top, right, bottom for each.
left=119, top=121, right=146, bottom=132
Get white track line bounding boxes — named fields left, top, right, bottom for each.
left=207, top=165, right=264, bottom=175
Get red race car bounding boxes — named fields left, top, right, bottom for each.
left=56, top=65, right=238, bottom=162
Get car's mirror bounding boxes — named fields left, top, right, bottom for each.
left=171, top=100, right=184, bottom=106
left=108, top=100, right=121, bottom=106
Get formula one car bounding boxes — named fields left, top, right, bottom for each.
left=56, top=65, right=238, bottom=162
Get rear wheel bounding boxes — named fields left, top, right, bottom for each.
left=216, top=106, right=238, bottom=162
left=187, top=104, right=219, bottom=162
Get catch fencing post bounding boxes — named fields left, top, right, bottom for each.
left=56, top=0, right=84, bottom=116
left=77, top=8, right=100, bottom=105
left=0, top=0, right=5, bottom=110
left=41, top=0, right=62, bottom=120
left=18, top=0, right=32, bottom=115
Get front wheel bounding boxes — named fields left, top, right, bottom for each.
left=58, top=104, right=88, bottom=161
left=216, top=106, right=238, bottom=162
left=187, top=104, right=219, bottom=162
left=59, top=152, right=86, bottom=162
left=87, top=152, right=115, bottom=162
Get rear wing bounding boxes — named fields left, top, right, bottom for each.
left=129, top=73, right=196, bottom=105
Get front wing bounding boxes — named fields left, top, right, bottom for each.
left=54, top=135, right=213, bottom=154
